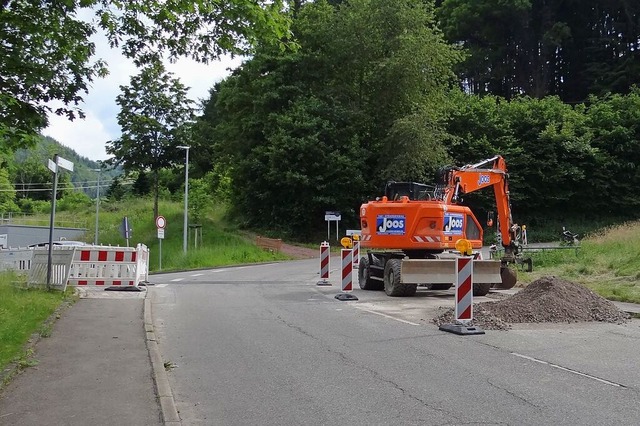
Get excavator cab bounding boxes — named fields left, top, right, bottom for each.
left=384, top=181, right=433, bottom=201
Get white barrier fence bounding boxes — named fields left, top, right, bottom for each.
left=1, top=244, right=149, bottom=290
left=0, top=248, right=32, bottom=271
left=28, top=248, right=76, bottom=291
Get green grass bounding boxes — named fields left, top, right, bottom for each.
left=0, top=272, right=72, bottom=375
left=518, top=221, right=640, bottom=303
left=54, top=198, right=292, bottom=271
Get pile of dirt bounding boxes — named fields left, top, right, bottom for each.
left=433, top=276, right=630, bottom=330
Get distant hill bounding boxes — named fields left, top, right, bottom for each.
left=14, top=135, right=122, bottom=198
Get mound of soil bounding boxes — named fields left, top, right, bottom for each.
left=433, top=276, right=630, bottom=330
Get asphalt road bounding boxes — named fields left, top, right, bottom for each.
left=149, top=258, right=640, bottom=426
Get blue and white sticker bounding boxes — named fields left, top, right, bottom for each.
left=443, top=213, right=464, bottom=235
left=376, top=215, right=405, bottom=235
left=478, top=174, right=490, bottom=185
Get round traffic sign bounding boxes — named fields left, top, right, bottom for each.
left=156, top=215, right=166, bottom=229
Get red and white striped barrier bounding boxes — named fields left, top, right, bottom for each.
left=341, top=248, right=353, bottom=292
left=352, top=239, right=360, bottom=268
left=68, top=244, right=149, bottom=289
left=438, top=256, right=483, bottom=334
left=455, top=257, right=473, bottom=323
left=317, top=241, right=331, bottom=286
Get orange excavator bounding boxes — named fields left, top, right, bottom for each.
left=358, top=155, right=524, bottom=297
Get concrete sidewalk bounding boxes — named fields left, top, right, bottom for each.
left=0, top=294, right=162, bottom=425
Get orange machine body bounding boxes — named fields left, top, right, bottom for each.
left=359, top=155, right=517, bottom=257
left=360, top=198, right=483, bottom=252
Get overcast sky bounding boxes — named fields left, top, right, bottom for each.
left=42, top=30, right=243, bottom=162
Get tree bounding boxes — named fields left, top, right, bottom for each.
left=0, top=1, right=107, bottom=151
left=132, top=172, right=152, bottom=196
left=106, top=61, right=195, bottom=218
left=436, top=0, right=640, bottom=103
left=202, top=0, right=461, bottom=237
left=1, top=0, right=292, bottom=152
left=0, top=164, right=19, bottom=214
left=12, top=156, right=53, bottom=201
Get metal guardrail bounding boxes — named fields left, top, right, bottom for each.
left=0, top=213, right=86, bottom=228
left=520, top=245, right=581, bottom=255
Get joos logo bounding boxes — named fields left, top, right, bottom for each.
left=443, top=214, right=464, bottom=235
left=377, top=215, right=405, bottom=235
left=478, top=174, right=490, bottom=185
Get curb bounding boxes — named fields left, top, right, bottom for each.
left=144, top=295, right=181, bottom=425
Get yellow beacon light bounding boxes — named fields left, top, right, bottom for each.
left=340, top=237, right=353, bottom=249
left=455, top=239, right=473, bottom=256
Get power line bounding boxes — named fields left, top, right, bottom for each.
left=0, top=180, right=134, bottom=193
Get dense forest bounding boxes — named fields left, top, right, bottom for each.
left=187, top=0, right=640, bottom=238
left=2, top=0, right=640, bottom=240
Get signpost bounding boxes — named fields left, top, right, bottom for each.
left=119, top=216, right=133, bottom=247
left=325, top=211, right=341, bottom=241
left=156, top=216, right=166, bottom=270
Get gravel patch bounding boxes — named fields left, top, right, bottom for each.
left=433, top=276, right=630, bottom=330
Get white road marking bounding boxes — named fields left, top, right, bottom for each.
left=170, top=278, right=184, bottom=282
left=355, top=307, right=420, bottom=326
left=511, top=352, right=624, bottom=387
left=191, top=273, right=204, bottom=277
left=155, top=284, right=168, bottom=288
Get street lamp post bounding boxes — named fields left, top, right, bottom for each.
left=92, top=166, right=102, bottom=245
left=177, top=145, right=190, bottom=254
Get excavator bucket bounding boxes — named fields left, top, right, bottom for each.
left=401, top=259, right=456, bottom=284
left=472, top=260, right=503, bottom=284
left=493, top=267, right=518, bottom=289
left=400, top=259, right=502, bottom=285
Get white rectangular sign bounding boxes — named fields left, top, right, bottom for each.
left=48, top=159, right=57, bottom=173
left=157, top=229, right=165, bottom=239
left=325, top=211, right=341, bottom=221
left=56, top=156, right=74, bottom=172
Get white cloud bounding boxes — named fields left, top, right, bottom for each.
left=43, top=28, right=243, bottom=162
left=43, top=112, right=112, bottom=161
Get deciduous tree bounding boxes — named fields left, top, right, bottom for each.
left=106, top=61, right=195, bottom=218
left=1, top=0, right=292, bottom=152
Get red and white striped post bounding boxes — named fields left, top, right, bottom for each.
left=341, top=248, right=353, bottom=292
left=352, top=239, right=360, bottom=269
left=455, top=257, right=473, bottom=323
left=439, top=240, right=484, bottom=335
left=317, top=241, right=331, bottom=286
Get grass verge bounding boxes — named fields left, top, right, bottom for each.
left=518, top=221, right=640, bottom=303
left=0, top=271, right=75, bottom=386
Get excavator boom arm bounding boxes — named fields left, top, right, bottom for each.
left=444, top=156, right=515, bottom=248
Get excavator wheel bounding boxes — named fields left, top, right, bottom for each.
left=383, top=258, right=417, bottom=297
left=359, top=257, right=383, bottom=290
left=473, top=282, right=492, bottom=296
left=493, top=266, right=517, bottom=290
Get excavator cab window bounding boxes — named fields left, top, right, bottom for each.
left=384, top=182, right=433, bottom=201
left=465, top=214, right=481, bottom=240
